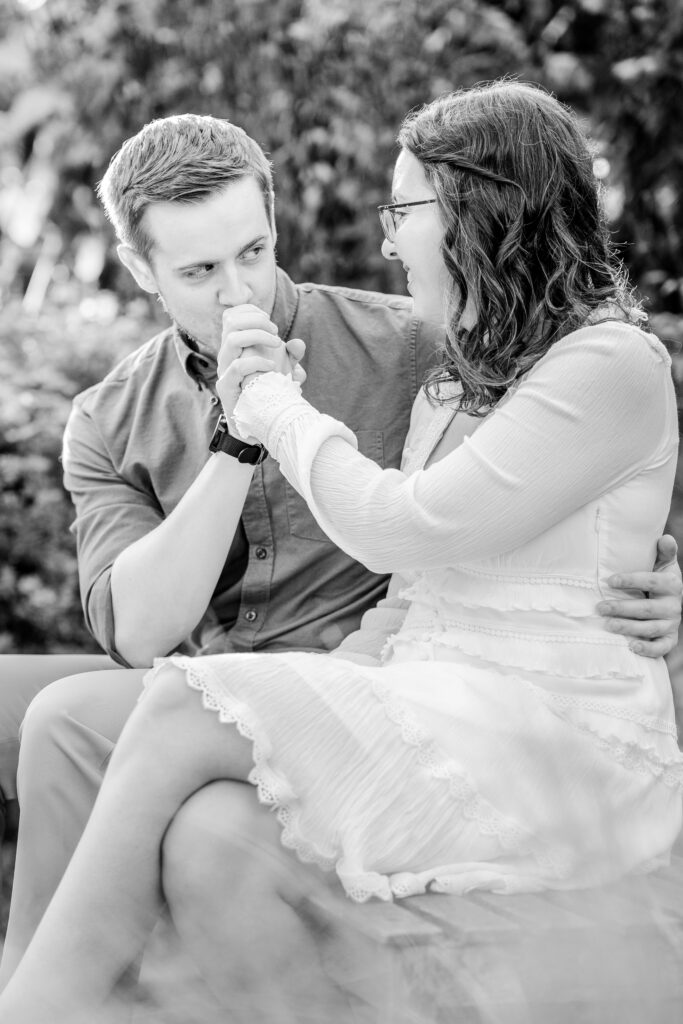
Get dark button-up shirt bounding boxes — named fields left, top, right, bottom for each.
left=62, top=268, right=442, bottom=664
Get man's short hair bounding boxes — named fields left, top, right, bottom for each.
left=97, top=114, right=274, bottom=260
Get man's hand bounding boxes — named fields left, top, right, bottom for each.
left=597, top=534, right=682, bottom=657
left=216, top=304, right=305, bottom=420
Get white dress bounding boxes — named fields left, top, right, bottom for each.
left=145, top=321, right=683, bottom=901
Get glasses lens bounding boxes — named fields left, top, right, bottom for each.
left=379, top=208, right=395, bottom=243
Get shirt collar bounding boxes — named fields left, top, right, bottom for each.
left=173, top=267, right=300, bottom=390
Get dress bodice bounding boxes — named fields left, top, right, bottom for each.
left=388, top=371, right=677, bottom=692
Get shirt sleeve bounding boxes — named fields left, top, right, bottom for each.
left=62, top=402, right=164, bottom=664
left=233, top=324, right=676, bottom=575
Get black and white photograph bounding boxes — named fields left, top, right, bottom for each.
left=0, top=1, right=682, bottom=1021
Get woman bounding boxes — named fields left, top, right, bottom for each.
left=1, top=80, right=681, bottom=1021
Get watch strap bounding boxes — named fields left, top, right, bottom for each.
left=209, top=416, right=267, bottom=465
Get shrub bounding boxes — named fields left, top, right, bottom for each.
left=0, top=293, right=160, bottom=651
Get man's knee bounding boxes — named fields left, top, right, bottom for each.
left=0, top=655, right=113, bottom=807
left=18, top=669, right=142, bottom=803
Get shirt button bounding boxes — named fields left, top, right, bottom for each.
left=244, top=609, right=258, bottom=622
left=255, top=547, right=268, bottom=560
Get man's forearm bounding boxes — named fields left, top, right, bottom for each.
left=111, top=454, right=254, bottom=667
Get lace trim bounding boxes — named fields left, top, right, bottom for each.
left=397, top=581, right=598, bottom=618
left=233, top=372, right=310, bottom=450
left=155, top=656, right=572, bottom=902
left=528, top=683, right=679, bottom=737
left=392, top=618, right=631, bottom=647
left=428, top=618, right=627, bottom=645
left=165, top=657, right=339, bottom=874
left=554, top=715, right=683, bottom=789
left=369, top=677, right=570, bottom=881
left=382, top=627, right=645, bottom=680
left=519, top=680, right=683, bottom=787
left=438, top=565, right=595, bottom=588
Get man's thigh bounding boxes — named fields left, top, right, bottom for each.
left=0, top=654, right=117, bottom=804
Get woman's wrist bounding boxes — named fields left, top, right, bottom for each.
left=233, top=371, right=311, bottom=451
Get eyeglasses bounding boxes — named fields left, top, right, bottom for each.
left=377, top=199, right=437, bottom=244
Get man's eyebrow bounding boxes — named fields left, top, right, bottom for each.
left=237, top=233, right=269, bottom=256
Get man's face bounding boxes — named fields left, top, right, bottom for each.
left=133, top=177, right=278, bottom=355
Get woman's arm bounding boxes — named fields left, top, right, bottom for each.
left=234, top=324, right=675, bottom=574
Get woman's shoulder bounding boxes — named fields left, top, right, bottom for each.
left=519, top=317, right=674, bottom=423
left=544, top=318, right=671, bottom=374
left=521, top=320, right=672, bottom=409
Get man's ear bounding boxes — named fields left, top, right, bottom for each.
left=117, top=245, right=158, bottom=294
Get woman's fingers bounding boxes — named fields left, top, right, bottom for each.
left=216, top=355, right=278, bottom=420
left=218, top=305, right=280, bottom=377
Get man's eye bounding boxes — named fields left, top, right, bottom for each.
left=242, top=246, right=264, bottom=262
left=183, top=265, right=213, bottom=280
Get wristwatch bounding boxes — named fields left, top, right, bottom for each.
left=209, top=415, right=267, bottom=465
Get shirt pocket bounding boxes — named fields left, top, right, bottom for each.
left=285, top=429, right=385, bottom=542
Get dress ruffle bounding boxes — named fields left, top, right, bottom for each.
left=399, top=565, right=601, bottom=617
left=144, top=654, right=578, bottom=901
left=385, top=625, right=645, bottom=681
left=144, top=645, right=683, bottom=903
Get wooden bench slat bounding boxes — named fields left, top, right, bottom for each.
left=300, top=891, right=443, bottom=948
left=471, top=891, right=593, bottom=932
left=538, top=883, right=668, bottom=930
left=402, top=891, right=520, bottom=943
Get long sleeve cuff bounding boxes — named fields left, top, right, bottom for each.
left=232, top=372, right=311, bottom=450
left=233, top=371, right=358, bottom=512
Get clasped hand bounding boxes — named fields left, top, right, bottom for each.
left=216, top=304, right=305, bottom=426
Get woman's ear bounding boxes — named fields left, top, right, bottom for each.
left=117, top=245, right=158, bottom=294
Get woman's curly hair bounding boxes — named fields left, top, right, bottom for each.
left=398, top=81, right=643, bottom=413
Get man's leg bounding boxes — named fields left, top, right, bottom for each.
left=0, top=664, right=256, bottom=1021
left=0, top=654, right=117, bottom=841
left=0, top=667, right=145, bottom=984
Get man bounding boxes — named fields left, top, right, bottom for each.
left=1, top=114, right=680, bottom=998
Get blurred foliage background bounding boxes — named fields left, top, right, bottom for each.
left=0, top=0, right=682, bottom=654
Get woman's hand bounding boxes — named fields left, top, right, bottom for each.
left=216, top=304, right=306, bottom=422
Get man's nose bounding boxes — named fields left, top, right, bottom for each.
left=216, top=267, right=251, bottom=306
left=381, top=237, right=399, bottom=261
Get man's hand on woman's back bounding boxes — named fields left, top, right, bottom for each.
left=597, top=534, right=682, bottom=657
